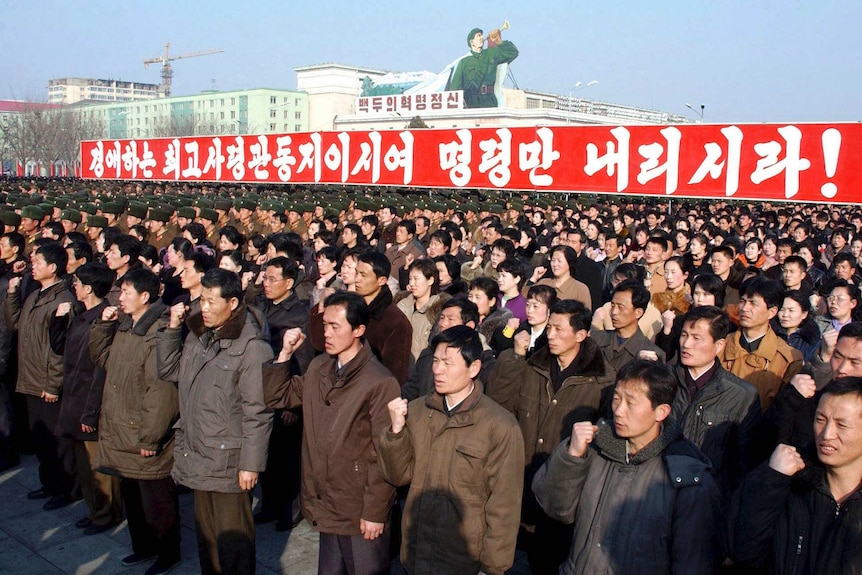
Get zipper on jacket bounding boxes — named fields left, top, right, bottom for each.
left=790, top=534, right=803, bottom=575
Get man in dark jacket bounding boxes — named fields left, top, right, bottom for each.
left=401, top=297, right=495, bottom=401
left=51, top=262, right=121, bottom=534
left=731, top=377, right=862, bottom=574
left=532, top=360, right=722, bottom=575
left=308, top=250, right=412, bottom=385
left=672, top=305, right=761, bottom=500
left=250, top=256, right=311, bottom=530
left=262, top=292, right=400, bottom=575
left=4, top=242, right=76, bottom=510
left=590, top=279, right=666, bottom=370
left=565, top=230, right=604, bottom=311
left=488, top=299, right=615, bottom=574
left=157, top=269, right=273, bottom=575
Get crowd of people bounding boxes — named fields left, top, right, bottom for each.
left=0, top=176, right=860, bottom=575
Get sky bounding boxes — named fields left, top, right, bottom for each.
left=1, top=0, right=859, bottom=123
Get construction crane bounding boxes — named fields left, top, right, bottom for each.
left=143, top=42, right=223, bottom=97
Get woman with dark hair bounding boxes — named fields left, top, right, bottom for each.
left=160, top=237, right=193, bottom=305
left=655, top=273, right=733, bottom=363
left=434, top=254, right=467, bottom=296
left=311, top=246, right=344, bottom=306
left=528, top=244, right=591, bottom=309
left=652, top=256, right=692, bottom=316
left=218, top=225, right=246, bottom=253
left=490, top=284, right=557, bottom=356
left=772, top=289, right=821, bottom=362
left=468, top=277, right=513, bottom=344
left=396, top=258, right=450, bottom=361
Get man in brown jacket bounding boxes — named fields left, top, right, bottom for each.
left=488, top=298, right=615, bottom=575
left=379, top=326, right=524, bottom=575
left=263, top=291, right=400, bottom=575
left=90, top=269, right=180, bottom=575
left=4, top=242, right=76, bottom=510
left=719, top=276, right=803, bottom=412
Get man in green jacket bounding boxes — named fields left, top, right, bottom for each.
left=449, top=27, right=518, bottom=109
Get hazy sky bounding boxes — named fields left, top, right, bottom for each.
left=1, top=0, right=858, bottom=123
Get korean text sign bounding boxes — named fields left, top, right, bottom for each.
left=81, top=123, right=861, bottom=204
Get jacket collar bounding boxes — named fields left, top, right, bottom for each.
left=528, top=337, right=607, bottom=378
left=326, top=342, right=375, bottom=388
left=366, top=286, right=393, bottom=320
left=592, top=417, right=683, bottom=465
left=725, top=326, right=781, bottom=360
left=118, top=300, right=167, bottom=335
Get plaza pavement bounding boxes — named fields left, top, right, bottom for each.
left=0, top=455, right=530, bottom=575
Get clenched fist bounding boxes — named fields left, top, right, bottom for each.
left=567, top=422, right=599, bottom=458
left=56, top=302, right=72, bottom=317
left=102, top=306, right=119, bottom=321
left=388, top=397, right=408, bottom=434
left=768, top=444, right=805, bottom=476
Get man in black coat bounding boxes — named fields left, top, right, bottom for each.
left=565, top=230, right=603, bottom=312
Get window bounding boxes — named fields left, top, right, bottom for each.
left=220, top=111, right=225, bottom=120
left=269, top=123, right=276, bottom=131
left=270, top=96, right=277, bottom=104
left=231, top=97, right=235, bottom=105
left=230, top=110, right=236, bottom=119
left=270, top=109, right=276, bottom=118
left=220, top=99, right=224, bottom=106
left=295, top=124, right=301, bottom=131
left=295, top=111, right=301, bottom=119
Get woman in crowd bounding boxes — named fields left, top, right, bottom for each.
left=773, top=289, right=821, bottom=362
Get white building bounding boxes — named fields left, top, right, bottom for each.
left=48, top=77, right=165, bottom=104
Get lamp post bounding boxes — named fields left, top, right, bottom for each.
left=685, top=102, right=705, bottom=122
left=567, top=80, right=598, bottom=124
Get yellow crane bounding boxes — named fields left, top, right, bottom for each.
left=143, top=42, right=223, bottom=97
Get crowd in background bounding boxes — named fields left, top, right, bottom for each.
left=0, top=176, right=860, bottom=575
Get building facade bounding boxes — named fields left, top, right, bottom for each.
left=48, top=78, right=165, bottom=104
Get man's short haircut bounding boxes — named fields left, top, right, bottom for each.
left=2, top=232, right=25, bottom=256
left=431, top=325, right=483, bottom=367
left=397, top=219, right=416, bottom=236
left=776, top=237, right=795, bottom=251
left=324, top=291, right=369, bottom=330
left=549, top=299, right=592, bottom=332
left=526, top=284, right=558, bottom=307
left=429, top=229, right=452, bottom=249
left=496, top=258, right=526, bottom=289
left=833, top=252, right=857, bottom=270
left=710, top=244, right=735, bottom=261
left=681, top=305, right=731, bottom=342
left=121, top=268, right=160, bottom=304
left=440, top=296, right=480, bottom=326
left=615, top=359, right=677, bottom=409
left=739, top=276, right=785, bottom=310
left=358, top=250, right=391, bottom=279
left=67, top=240, right=93, bottom=263
left=35, top=242, right=68, bottom=277
left=820, top=377, right=862, bottom=406
left=108, top=234, right=142, bottom=263
left=361, top=214, right=379, bottom=228
left=613, top=279, right=651, bottom=312
left=838, top=322, right=862, bottom=344
left=264, top=256, right=299, bottom=283
left=783, top=255, right=807, bottom=272
left=187, top=250, right=217, bottom=275
left=417, top=215, right=431, bottom=228
left=613, top=262, right=645, bottom=283
left=75, top=262, right=116, bottom=299
left=646, top=236, right=667, bottom=251
left=201, top=268, right=243, bottom=302
left=44, top=221, right=65, bottom=239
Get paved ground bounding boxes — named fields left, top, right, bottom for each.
left=0, top=455, right=531, bottom=575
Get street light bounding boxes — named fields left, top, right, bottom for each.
left=567, top=81, right=599, bottom=124
left=685, top=102, right=705, bottom=122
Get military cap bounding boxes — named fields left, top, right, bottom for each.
left=194, top=197, right=215, bottom=210
left=213, top=199, right=232, bottom=212
left=177, top=207, right=196, bottom=220
left=20, top=205, right=44, bottom=220
left=78, top=203, right=98, bottom=215
left=126, top=203, right=148, bottom=219
left=198, top=208, right=218, bottom=223
left=147, top=208, right=170, bottom=223
left=60, top=209, right=82, bottom=224
left=87, top=215, right=108, bottom=229
left=0, top=212, right=21, bottom=227
left=234, top=198, right=257, bottom=211
left=38, top=203, right=55, bottom=216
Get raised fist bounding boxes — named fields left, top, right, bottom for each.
left=102, top=306, right=119, bottom=322
left=568, top=422, right=599, bottom=458
left=56, top=302, right=72, bottom=317
left=768, top=444, right=805, bottom=476
left=388, top=397, right=408, bottom=434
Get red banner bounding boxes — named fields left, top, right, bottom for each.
left=80, top=123, right=862, bottom=204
